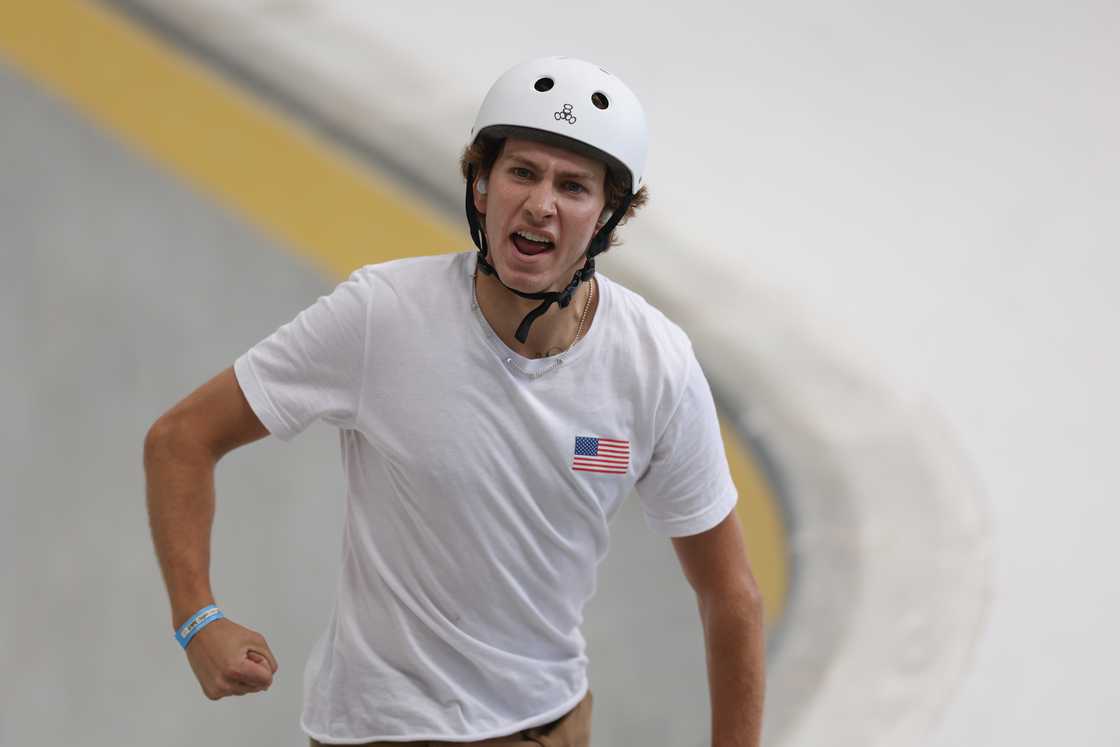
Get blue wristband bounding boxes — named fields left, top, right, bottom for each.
left=175, top=604, right=224, bottom=650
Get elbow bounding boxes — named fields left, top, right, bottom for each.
left=143, top=417, right=171, bottom=465
left=745, top=579, right=765, bottom=621
left=144, top=414, right=188, bottom=467
left=144, top=414, right=219, bottom=471
left=743, top=574, right=763, bottom=607
left=700, top=577, right=764, bottom=620
left=733, top=579, right=764, bottom=616
left=742, top=574, right=764, bottom=616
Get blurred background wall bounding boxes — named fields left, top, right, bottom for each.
left=1, top=1, right=1116, bottom=745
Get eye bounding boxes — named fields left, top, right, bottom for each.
left=565, top=181, right=586, bottom=194
left=511, top=166, right=532, bottom=179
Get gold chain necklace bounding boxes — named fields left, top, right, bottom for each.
left=566, top=277, right=595, bottom=353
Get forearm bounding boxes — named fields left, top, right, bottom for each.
left=700, top=586, right=765, bottom=747
left=143, top=423, right=219, bottom=629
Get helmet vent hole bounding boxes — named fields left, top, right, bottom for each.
left=591, top=92, right=609, bottom=110
left=534, top=77, right=555, bottom=92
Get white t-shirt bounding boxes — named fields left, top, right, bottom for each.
left=233, top=251, right=737, bottom=744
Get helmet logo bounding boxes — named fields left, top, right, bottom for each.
left=554, top=104, right=577, bottom=124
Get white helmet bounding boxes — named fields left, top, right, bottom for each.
left=464, top=57, right=649, bottom=344
left=469, top=56, right=648, bottom=194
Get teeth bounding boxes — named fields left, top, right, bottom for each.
left=515, top=230, right=553, bottom=244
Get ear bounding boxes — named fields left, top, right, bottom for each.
left=473, top=175, right=488, bottom=215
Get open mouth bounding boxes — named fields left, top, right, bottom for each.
left=510, top=232, right=555, bottom=257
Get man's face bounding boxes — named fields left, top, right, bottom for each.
left=474, top=137, right=609, bottom=294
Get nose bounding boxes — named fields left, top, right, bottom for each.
left=524, top=180, right=557, bottom=222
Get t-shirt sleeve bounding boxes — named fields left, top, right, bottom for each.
left=635, top=350, right=739, bottom=537
left=233, top=268, right=369, bottom=442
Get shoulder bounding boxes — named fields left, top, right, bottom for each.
left=344, top=252, right=470, bottom=331
left=597, top=274, right=703, bottom=437
left=350, top=251, right=467, bottom=288
left=344, top=252, right=469, bottom=313
left=599, top=273, right=694, bottom=368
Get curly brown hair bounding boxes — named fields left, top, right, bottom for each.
left=459, top=132, right=649, bottom=251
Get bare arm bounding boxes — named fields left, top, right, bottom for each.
left=672, top=509, right=766, bottom=747
left=144, top=365, right=278, bottom=698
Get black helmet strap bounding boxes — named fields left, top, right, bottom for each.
left=465, top=163, right=634, bottom=344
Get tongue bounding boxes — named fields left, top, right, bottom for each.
left=512, top=234, right=553, bottom=256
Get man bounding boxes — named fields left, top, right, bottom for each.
left=144, top=56, right=764, bottom=746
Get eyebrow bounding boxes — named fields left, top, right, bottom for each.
left=506, top=154, right=596, bottom=182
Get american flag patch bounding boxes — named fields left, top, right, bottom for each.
left=572, top=436, right=630, bottom=475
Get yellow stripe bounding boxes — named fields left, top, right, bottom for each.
left=722, top=419, right=788, bottom=626
left=0, top=0, right=458, bottom=277
left=0, top=0, right=788, bottom=624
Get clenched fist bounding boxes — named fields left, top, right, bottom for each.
left=184, top=617, right=279, bottom=700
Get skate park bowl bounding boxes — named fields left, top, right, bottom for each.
left=0, top=2, right=991, bottom=745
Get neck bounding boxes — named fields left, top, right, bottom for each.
left=474, top=269, right=597, bottom=358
